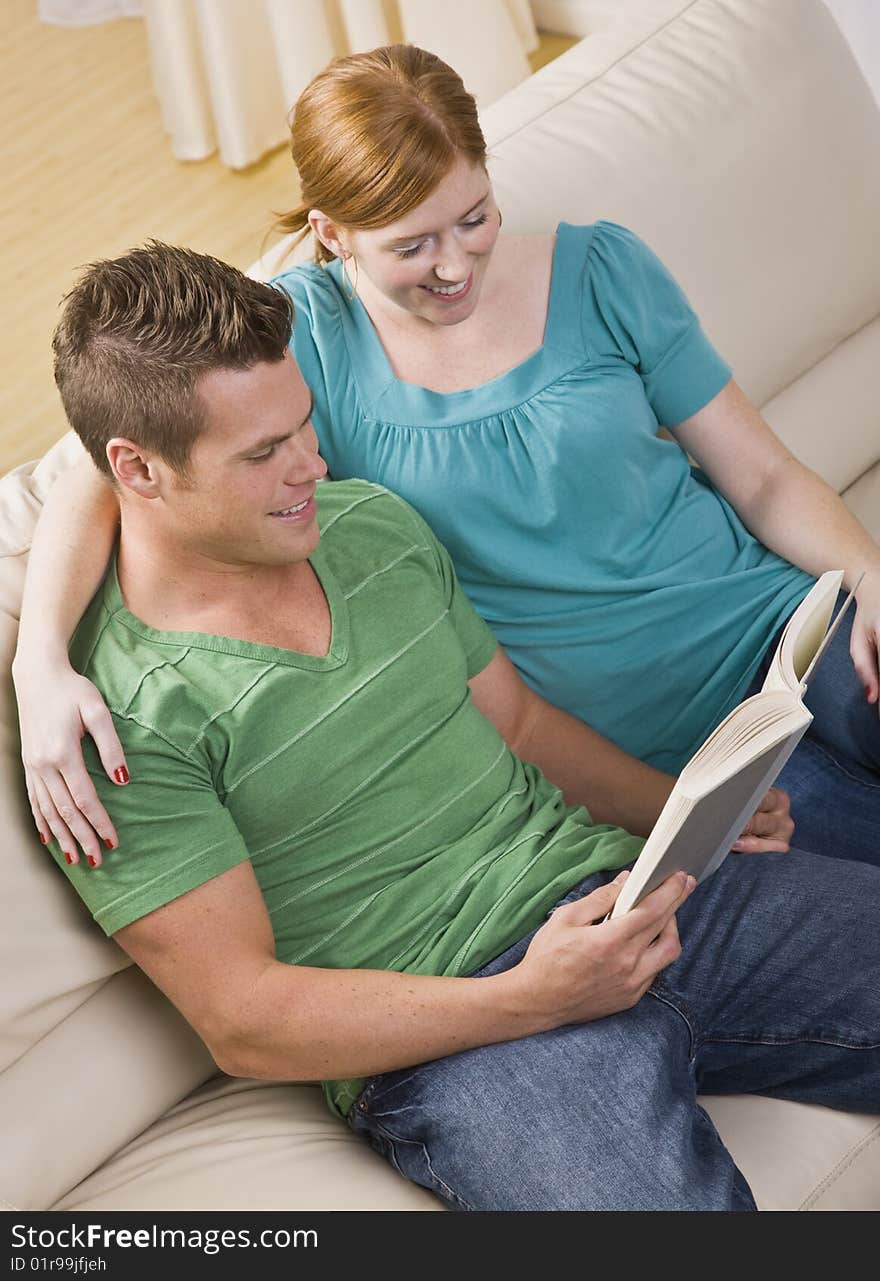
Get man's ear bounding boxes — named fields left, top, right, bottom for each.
left=106, top=439, right=163, bottom=498
left=308, top=210, right=348, bottom=260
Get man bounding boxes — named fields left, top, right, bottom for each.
left=42, top=243, right=879, bottom=1211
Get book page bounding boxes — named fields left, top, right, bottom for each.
left=761, top=570, right=843, bottom=694
left=610, top=728, right=808, bottom=919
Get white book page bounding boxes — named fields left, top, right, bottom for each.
left=761, top=570, right=844, bottom=694
left=610, top=723, right=809, bottom=919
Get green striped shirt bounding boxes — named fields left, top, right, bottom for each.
left=59, top=480, right=642, bottom=1115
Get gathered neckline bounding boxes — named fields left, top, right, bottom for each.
left=323, top=222, right=591, bottom=423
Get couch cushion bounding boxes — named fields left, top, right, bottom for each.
left=701, top=1096, right=880, bottom=1212
left=758, top=315, right=880, bottom=541
left=54, top=1077, right=440, bottom=1212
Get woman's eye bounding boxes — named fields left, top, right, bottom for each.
left=394, top=214, right=487, bottom=259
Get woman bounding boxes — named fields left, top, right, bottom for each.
left=13, top=45, right=880, bottom=865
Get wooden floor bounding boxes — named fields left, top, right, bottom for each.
left=0, top=4, right=574, bottom=473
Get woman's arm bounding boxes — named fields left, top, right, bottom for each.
left=672, top=379, right=880, bottom=708
left=12, top=454, right=124, bottom=863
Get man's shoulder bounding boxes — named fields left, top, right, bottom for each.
left=315, top=479, right=445, bottom=593
left=70, top=590, right=254, bottom=758
left=316, top=478, right=426, bottom=543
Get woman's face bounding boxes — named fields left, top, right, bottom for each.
left=341, top=158, right=501, bottom=327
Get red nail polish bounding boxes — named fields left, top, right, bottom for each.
left=114, top=766, right=130, bottom=785
left=104, top=838, right=115, bottom=850
left=39, top=832, right=48, bottom=845
left=87, top=855, right=98, bottom=868
left=64, top=852, right=74, bottom=865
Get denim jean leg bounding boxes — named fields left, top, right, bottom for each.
left=658, top=850, right=880, bottom=1110
left=799, top=593, right=880, bottom=772
left=747, top=594, right=880, bottom=866
left=774, top=737, right=880, bottom=868
left=349, top=875, right=756, bottom=1211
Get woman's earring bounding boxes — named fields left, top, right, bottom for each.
left=498, top=209, right=503, bottom=229
left=341, top=252, right=359, bottom=300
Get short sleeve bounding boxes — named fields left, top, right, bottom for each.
left=386, top=492, right=498, bottom=680
left=582, top=221, right=732, bottom=426
left=50, top=722, right=251, bottom=936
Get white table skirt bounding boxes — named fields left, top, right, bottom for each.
left=141, top=0, right=538, bottom=169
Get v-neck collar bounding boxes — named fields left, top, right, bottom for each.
left=104, top=541, right=350, bottom=672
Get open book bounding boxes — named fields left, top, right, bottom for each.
left=610, top=569, right=860, bottom=919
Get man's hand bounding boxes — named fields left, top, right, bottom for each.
left=509, top=870, right=695, bottom=1029
left=730, top=787, right=793, bottom=854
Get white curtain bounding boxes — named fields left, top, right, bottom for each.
left=39, top=0, right=142, bottom=22
left=141, top=0, right=538, bottom=170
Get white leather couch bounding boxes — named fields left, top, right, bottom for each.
left=1, top=0, right=878, bottom=1212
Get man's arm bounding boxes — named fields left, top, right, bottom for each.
left=115, top=858, right=692, bottom=1083
left=468, top=647, right=674, bottom=837
left=468, top=647, right=792, bottom=850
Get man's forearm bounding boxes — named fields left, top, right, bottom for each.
left=212, top=960, right=539, bottom=1082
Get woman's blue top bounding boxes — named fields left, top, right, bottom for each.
left=274, top=221, right=812, bottom=772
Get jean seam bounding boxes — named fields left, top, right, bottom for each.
left=701, top=1033, right=880, bottom=1051
left=648, top=984, right=700, bottom=1062
left=802, top=735, right=880, bottom=790
left=370, top=1118, right=474, bottom=1210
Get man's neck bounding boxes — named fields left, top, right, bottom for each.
left=115, top=517, right=327, bottom=653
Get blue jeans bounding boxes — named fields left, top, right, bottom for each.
left=745, top=591, right=880, bottom=867
left=350, top=851, right=880, bottom=1210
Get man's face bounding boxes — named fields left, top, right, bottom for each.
left=159, top=352, right=328, bottom=569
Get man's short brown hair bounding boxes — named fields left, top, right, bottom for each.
left=53, top=241, right=295, bottom=477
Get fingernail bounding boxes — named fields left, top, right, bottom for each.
left=39, top=832, right=48, bottom=845
left=686, top=875, right=697, bottom=891
left=64, top=852, right=74, bottom=865
left=87, top=855, right=98, bottom=868
left=614, top=870, right=629, bottom=883
left=114, top=766, right=130, bottom=785
left=104, top=838, right=115, bottom=850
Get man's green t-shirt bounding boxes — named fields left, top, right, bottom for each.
left=58, top=480, right=643, bottom=1116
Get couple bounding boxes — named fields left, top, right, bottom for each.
left=13, top=47, right=880, bottom=1211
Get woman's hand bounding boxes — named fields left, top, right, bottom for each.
left=12, top=656, right=127, bottom=867
left=851, top=571, right=880, bottom=712
left=730, top=787, right=793, bottom=853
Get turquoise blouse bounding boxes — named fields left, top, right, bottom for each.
left=274, top=221, right=813, bottom=772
